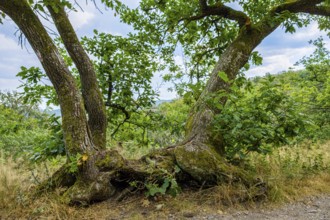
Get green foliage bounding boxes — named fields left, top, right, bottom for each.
left=0, top=104, right=36, bottom=157
left=218, top=71, right=229, bottom=83
left=212, top=75, right=308, bottom=160
left=16, top=67, right=57, bottom=106
left=292, top=37, right=330, bottom=140
left=113, top=0, right=236, bottom=97
left=67, top=153, right=82, bottom=173
left=111, top=0, right=320, bottom=100
left=81, top=31, right=160, bottom=133
left=145, top=166, right=181, bottom=197
left=0, top=91, right=64, bottom=162
left=0, top=90, right=41, bottom=116
left=109, top=99, right=190, bottom=158
left=17, top=30, right=162, bottom=142
left=0, top=92, right=41, bottom=144
left=211, top=37, right=330, bottom=161
left=113, top=36, right=330, bottom=162
left=29, top=115, right=65, bottom=162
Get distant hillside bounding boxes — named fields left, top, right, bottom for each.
left=48, top=109, right=61, bottom=117
left=155, top=99, right=172, bottom=106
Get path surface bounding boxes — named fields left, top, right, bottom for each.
left=187, top=195, right=330, bottom=220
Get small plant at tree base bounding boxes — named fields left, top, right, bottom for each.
left=67, top=153, right=83, bottom=174
left=145, top=166, right=181, bottom=197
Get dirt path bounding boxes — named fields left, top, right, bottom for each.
left=187, top=195, right=330, bottom=220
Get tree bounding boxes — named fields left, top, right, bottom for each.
left=125, top=0, right=330, bottom=151
left=0, top=0, right=329, bottom=204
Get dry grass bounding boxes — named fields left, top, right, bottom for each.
left=249, top=141, right=330, bottom=203
left=0, top=141, right=329, bottom=219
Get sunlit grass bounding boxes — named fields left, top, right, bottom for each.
left=250, top=141, right=330, bottom=203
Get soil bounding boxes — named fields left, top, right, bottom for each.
left=182, top=194, right=330, bottom=220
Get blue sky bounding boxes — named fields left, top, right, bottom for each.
left=0, top=0, right=329, bottom=100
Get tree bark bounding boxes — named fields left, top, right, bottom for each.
left=47, top=0, right=107, bottom=150
left=185, top=0, right=330, bottom=155
left=2, top=0, right=329, bottom=206
left=0, top=0, right=98, bottom=179
left=186, top=17, right=282, bottom=155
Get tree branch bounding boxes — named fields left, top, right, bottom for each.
left=199, top=0, right=207, bottom=11
left=186, top=0, right=329, bottom=28
left=106, top=103, right=130, bottom=121
left=273, top=0, right=327, bottom=15
left=296, top=6, right=330, bottom=17
left=105, top=102, right=131, bottom=137
left=187, top=1, right=250, bottom=27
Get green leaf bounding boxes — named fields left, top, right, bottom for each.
left=218, top=71, right=229, bottom=82
left=174, top=165, right=181, bottom=173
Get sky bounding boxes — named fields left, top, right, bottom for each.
left=0, top=1, right=329, bottom=101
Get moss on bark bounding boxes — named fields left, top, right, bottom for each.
left=47, top=0, right=107, bottom=150
left=38, top=145, right=258, bottom=205
left=63, top=172, right=117, bottom=205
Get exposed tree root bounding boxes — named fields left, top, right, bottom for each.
left=39, top=143, right=266, bottom=205
left=64, top=172, right=116, bottom=206
left=35, top=165, right=76, bottom=194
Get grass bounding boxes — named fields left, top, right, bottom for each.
left=0, top=141, right=329, bottom=219
left=0, top=157, right=29, bottom=215
left=249, top=141, right=330, bottom=203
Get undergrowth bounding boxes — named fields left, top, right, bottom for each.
left=249, top=141, right=330, bottom=203
left=0, top=141, right=329, bottom=219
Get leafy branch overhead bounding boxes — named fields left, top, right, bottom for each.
left=110, top=0, right=329, bottom=100
left=186, top=0, right=251, bottom=27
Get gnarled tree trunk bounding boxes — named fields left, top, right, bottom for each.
left=1, top=0, right=328, bottom=205
left=186, top=22, right=280, bottom=155
left=0, top=0, right=100, bottom=182
left=47, top=0, right=107, bottom=150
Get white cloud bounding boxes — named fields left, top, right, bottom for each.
left=286, top=23, right=322, bottom=41
left=157, top=86, right=177, bottom=100
left=0, top=34, right=40, bottom=90
left=247, top=46, right=315, bottom=77
left=246, top=20, right=330, bottom=78
left=0, top=34, right=20, bottom=51
left=0, top=63, right=21, bottom=76
left=69, top=10, right=95, bottom=29
left=0, top=78, right=22, bottom=91
left=174, top=55, right=184, bottom=67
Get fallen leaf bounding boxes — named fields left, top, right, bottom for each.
left=82, top=154, right=89, bottom=161
left=155, top=204, right=164, bottom=210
